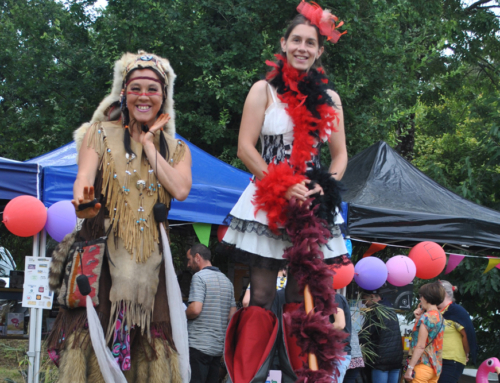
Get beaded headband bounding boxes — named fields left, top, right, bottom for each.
left=296, top=1, right=347, bottom=43
left=86, top=50, right=177, bottom=137
left=123, top=54, right=169, bottom=85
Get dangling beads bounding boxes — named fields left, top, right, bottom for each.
left=147, top=169, right=156, bottom=196
left=136, top=180, right=147, bottom=233
left=123, top=153, right=136, bottom=195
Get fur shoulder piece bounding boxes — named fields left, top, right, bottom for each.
left=49, top=230, right=77, bottom=294
left=73, top=122, right=92, bottom=156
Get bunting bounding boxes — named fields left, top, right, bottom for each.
left=484, top=257, right=500, bottom=274
left=192, top=223, right=212, bottom=247
left=445, top=254, right=465, bottom=274
left=362, top=243, right=387, bottom=258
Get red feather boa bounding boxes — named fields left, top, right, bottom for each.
left=253, top=56, right=339, bottom=231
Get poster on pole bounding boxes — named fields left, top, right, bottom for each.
left=22, top=256, right=54, bottom=309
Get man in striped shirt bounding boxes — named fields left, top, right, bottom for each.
left=186, top=244, right=237, bottom=383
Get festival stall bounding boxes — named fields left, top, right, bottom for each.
left=326, top=141, right=500, bottom=294
left=342, top=141, right=500, bottom=251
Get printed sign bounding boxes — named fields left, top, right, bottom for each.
left=22, top=257, right=54, bottom=309
left=266, top=370, right=282, bottom=383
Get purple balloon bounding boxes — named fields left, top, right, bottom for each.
left=386, top=256, right=416, bottom=287
left=354, top=257, right=388, bottom=290
left=45, top=200, right=77, bottom=242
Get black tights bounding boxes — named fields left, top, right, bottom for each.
left=249, top=265, right=303, bottom=310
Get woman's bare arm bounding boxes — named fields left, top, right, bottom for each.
left=237, top=80, right=269, bottom=180
left=72, top=128, right=101, bottom=218
left=326, top=90, right=348, bottom=181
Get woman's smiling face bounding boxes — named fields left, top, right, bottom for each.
left=126, top=69, right=163, bottom=128
left=281, top=23, right=324, bottom=72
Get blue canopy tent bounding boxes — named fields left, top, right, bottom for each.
left=26, top=135, right=251, bottom=225
left=0, top=157, right=41, bottom=200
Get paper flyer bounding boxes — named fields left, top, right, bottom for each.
left=266, top=370, right=282, bottom=383
left=22, top=256, right=54, bottom=309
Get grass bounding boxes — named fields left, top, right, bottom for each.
left=0, top=367, right=24, bottom=383
left=0, top=339, right=58, bottom=383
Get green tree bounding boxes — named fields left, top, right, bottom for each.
left=0, top=0, right=109, bottom=160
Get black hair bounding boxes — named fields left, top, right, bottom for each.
left=189, top=244, right=212, bottom=262
left=120, top=67, right=170, bottom=160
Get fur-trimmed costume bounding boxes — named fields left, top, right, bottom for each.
left=48, top=51, right=188, bottom=383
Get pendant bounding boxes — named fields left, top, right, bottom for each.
left=136, top=180, right=146, bottom=191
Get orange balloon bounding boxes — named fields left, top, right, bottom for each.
left=3, top=196, right=47, bottom=237
left=409, top=241, right=447, bottom=279
left=331, top=262, right=355, bottom=289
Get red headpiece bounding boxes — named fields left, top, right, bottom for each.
left=296, top=1, right=347, bottom=43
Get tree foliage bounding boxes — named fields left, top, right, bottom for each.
left=1, top=0, right=500, bottom=361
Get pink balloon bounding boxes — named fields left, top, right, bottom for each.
left=386, top=256, right=416, bottom=287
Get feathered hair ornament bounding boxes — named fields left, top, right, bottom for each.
left=296, top=1, right=347, bottom=43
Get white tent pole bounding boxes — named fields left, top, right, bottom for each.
left=27, top=232, right=40, bottom=383
left=33, top=229, right=47, bottom=383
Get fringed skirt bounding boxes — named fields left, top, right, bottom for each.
left=47, top=256, right=181, bottom=383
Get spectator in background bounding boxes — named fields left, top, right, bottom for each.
left=404, top=281, right=445, bottom=383
left=344, top=301, right=365, bottom=383
left=332, top=291, right=352, bottom=382
left=437, top=280, right=477, bottom=383
left=186, top=244, right=237, bottom=383
left=361, top=289, right=403, bottom=383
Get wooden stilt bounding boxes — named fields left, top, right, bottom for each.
left=304, top=284, right=319, bottom=370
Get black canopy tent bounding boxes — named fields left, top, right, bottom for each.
left=342, top=141, right=500, bottom=252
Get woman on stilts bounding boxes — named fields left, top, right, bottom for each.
left=222, top=2, right=350, bottom=382
left=47, top=51, right=192, bottom=382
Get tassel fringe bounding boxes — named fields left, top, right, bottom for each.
left=86, top=122, right=186, bottom=262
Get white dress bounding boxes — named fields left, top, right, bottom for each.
left=223, top=84, right=347, bottom=265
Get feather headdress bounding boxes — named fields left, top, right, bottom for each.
left=296, top=1, right=347, bottom=43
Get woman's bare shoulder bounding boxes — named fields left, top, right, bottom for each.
left=327, top=89, right=342, bottom=106
left=249, top=79, right=269, bottom=95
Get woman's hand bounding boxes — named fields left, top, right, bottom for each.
left=285, top=180, right=324, bottom=201
left=285, top=182, right=310, bottom=201
left=304, top=180, right=324, bottom=198
left=404, top=368, right=414, bottom=381
left=72, top=186, right=101, bottom=219
left=140, top=113, right=171, bottom=147
left=414, top=304, right=424, bottom=321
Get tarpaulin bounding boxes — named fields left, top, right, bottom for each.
left=342, top=141, right=500, bottom=250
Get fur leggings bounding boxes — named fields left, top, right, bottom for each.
left=57, top=332, right=181, bottom=383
